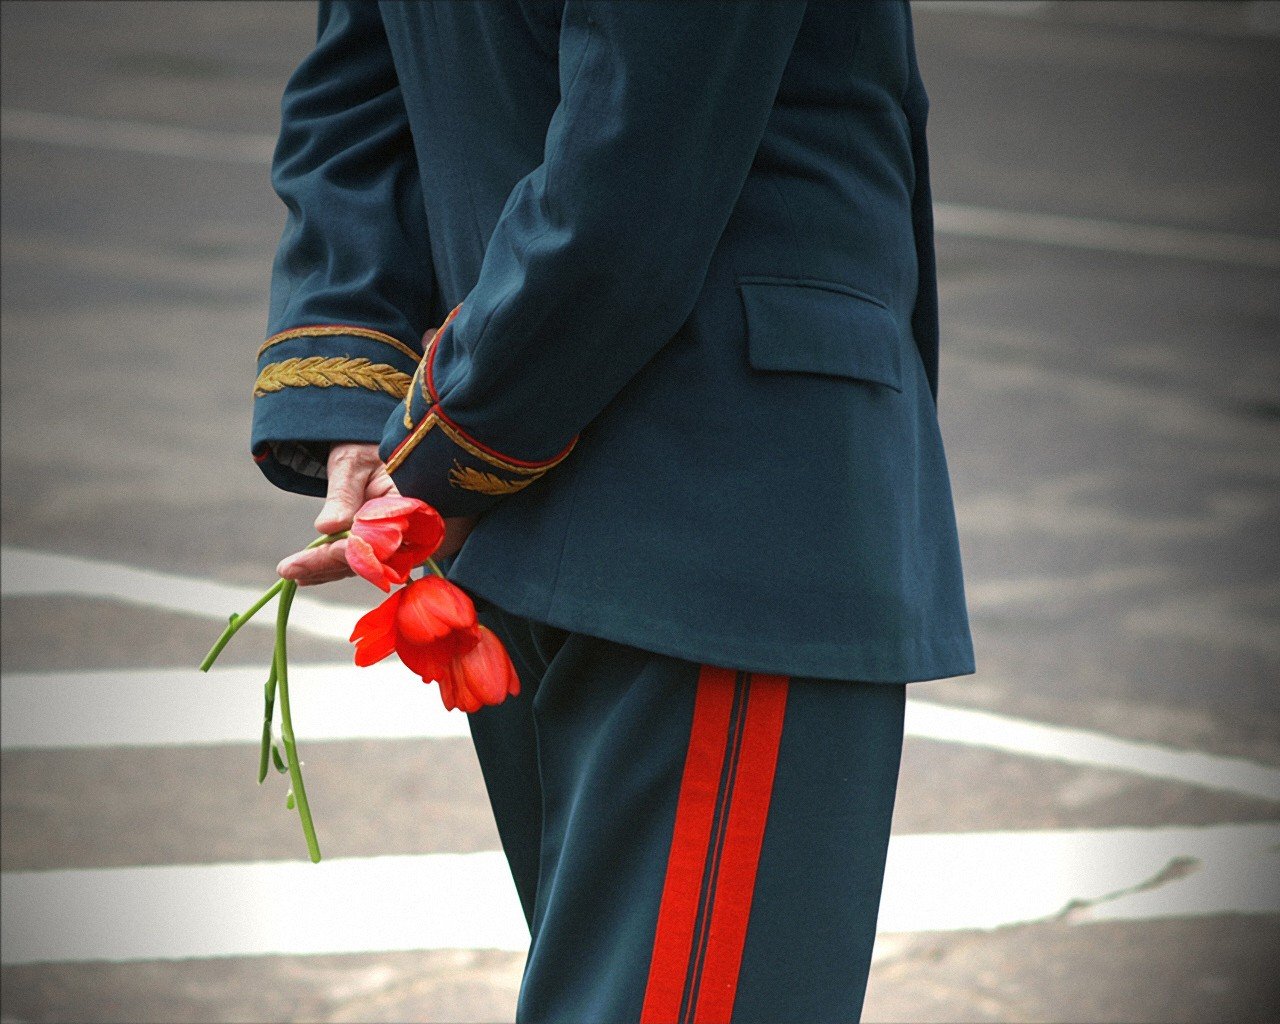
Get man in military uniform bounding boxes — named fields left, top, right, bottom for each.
left=256, top=3, right=974, bottom=1020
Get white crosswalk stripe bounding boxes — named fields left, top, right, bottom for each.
left=4, top=825, right=1277, bottom=965
left=1, top=664, right=471, bottom=749
left=4, top=663, right=1278, bottom=801
left=2, top=548, right=1278, bottom=972
left=1, top=547, right=360, bottom=642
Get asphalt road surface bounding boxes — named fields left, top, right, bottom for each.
left=2, top=2, right=1278, bottom=1021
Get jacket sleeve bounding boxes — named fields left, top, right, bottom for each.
left=380, top=0, right=807, bottom=516
left=252, top=0, right=437, bottom=497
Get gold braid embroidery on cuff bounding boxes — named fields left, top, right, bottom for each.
left=433, top=415, right=576, bottom=475
left=253, top=357, right=412, bottom=399
left=383, top=414, right=548, bottom=495
left=258, top=326, right=421, bottom=363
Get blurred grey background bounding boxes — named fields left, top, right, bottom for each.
left=2, top=1, right=1278, bottom=1021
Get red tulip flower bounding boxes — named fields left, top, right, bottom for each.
left=442, top=625, right=522, bottom=712
left=345, top=496, right=445, bottom=591
left=349, top=575, right=520, bottom=712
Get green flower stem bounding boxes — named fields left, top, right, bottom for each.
left=257, top=660, right=278, bottom=784
left=199, top=531, right=349, bottom=672
left=425, top=557, right=446, bottom=578
left=274, top=579, right=321, bottom=863
left=200, top=579, right=284, bottom=672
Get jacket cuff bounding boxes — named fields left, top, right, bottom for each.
left=379, top=305, right=577, bottom=516
left=251, top=325, right=421, bottom=497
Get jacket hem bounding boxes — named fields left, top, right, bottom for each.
left=449, top=565, right=976, bottom=684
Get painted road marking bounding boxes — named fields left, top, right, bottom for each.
left=4, top=664, right=1278, bottom=802
left=904, top=700, right=1280, bottom=803
left=933, top=203, right=1280, bottom=269
left=0, top=664, right=471, bottom=749
left=0, top=108, right=272, bottom=164
left=878, top=823, right=1280, bottom=933
left=3, top=111, right=1277, bottom=267
left=914, top=1, right=1050, bottom=18
left=915, top=0, right=1280, bottom=38
left=4, top=545, right=1279, bottom=801
left=2, top=547, right=359, bottom=642
left=1, top=852, right=525, bottom=965
left=3, top=824, right=1276, bottom=965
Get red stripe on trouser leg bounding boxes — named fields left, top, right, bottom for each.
left=641, top=668, right=790, bottom=1024
left=641, top=665, right=737, bottom=1023
left=690, top=673, right=788, bottom=1023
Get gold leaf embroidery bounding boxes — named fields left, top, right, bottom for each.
left=448, top=462, right=538, bottom=495
left=253, top=357, right=412, bottom=399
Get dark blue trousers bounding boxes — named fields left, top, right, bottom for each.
left=469, top=597, right=906, bottom=1024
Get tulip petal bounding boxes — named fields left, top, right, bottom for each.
left=354, top=495, right=425, bottom=521
left=384, top=543, right=431, bottom=582
left=351, top=519, right=403, bottom=560
left=353, top=627, right=397, bottom=667
left=349, top=589, right=403, bottom=665
left=349, top=587, right=401, bottom=641
left=436, top=674, right=460, bottom=712
left=345, top=535, right=395, bottom=592
left=395, top=577, right=477, bottom=644
left=398, top=635, right=454, bottom=687
left=452, top=625, right=520, bottom=710
left=403, top=504, right=446, bottom=554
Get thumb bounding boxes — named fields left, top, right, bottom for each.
left=315, top=443, right=378, bottom=535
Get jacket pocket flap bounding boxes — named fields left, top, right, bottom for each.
left=738, top=276, right=904, bottom=392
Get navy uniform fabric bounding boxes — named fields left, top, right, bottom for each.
left=470, top=596, right=905, bottom=1024
left=251, top=0, right=975, bottom=685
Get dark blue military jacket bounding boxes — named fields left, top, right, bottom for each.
left=252, top=0, right=974, bottom=683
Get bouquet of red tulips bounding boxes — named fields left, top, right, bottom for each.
left=200, top=496, right=519, bottom=862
